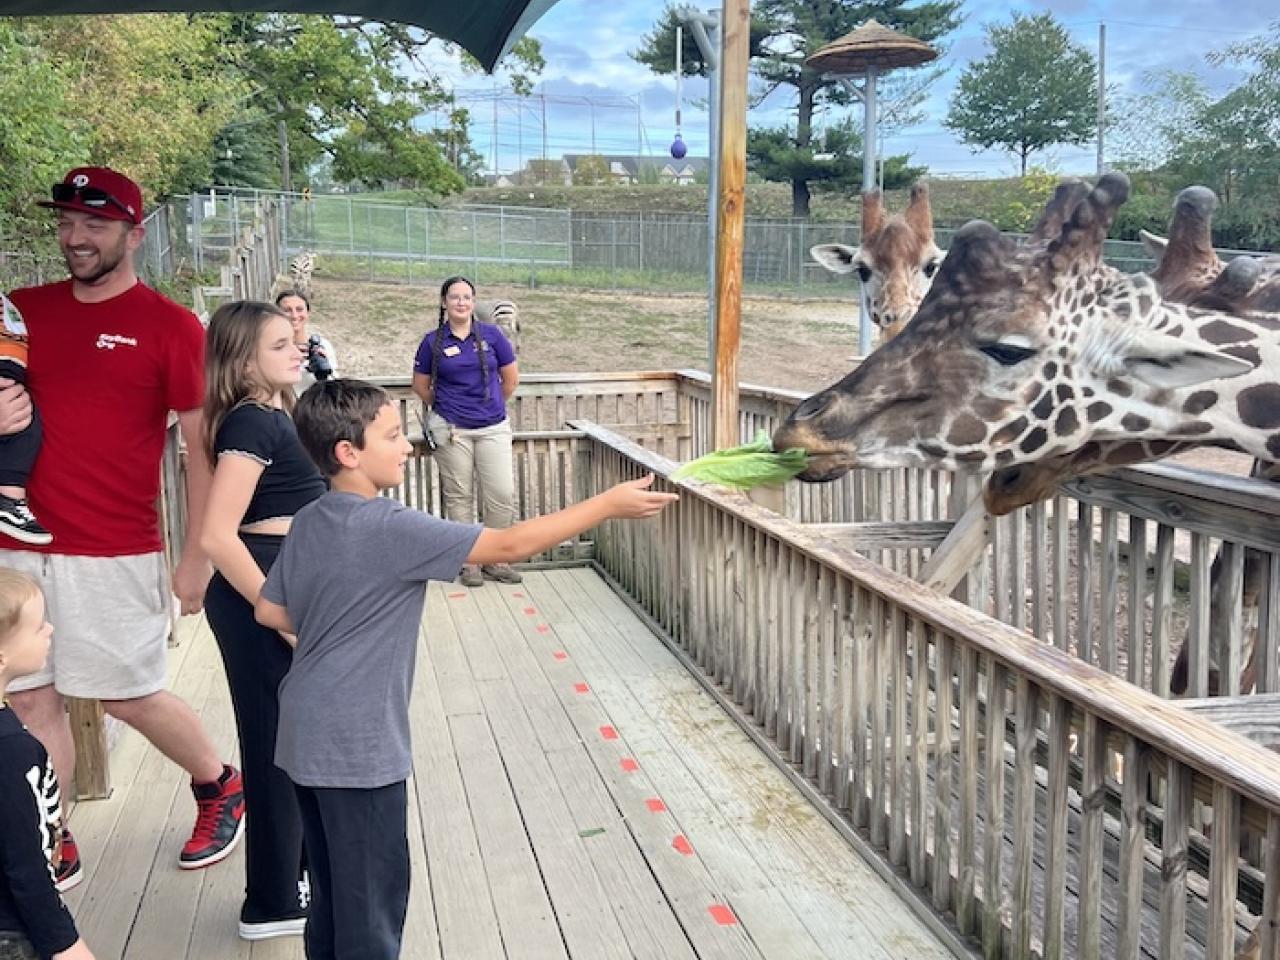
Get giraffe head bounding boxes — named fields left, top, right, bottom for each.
left=773, top=174, right=1256, bottom=483
left=1143, top=185, right=1280, bottom=312
left=810, top=182, right=942, bottom=342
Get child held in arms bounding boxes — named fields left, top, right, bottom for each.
left=254, top=378, right=677, bottom=959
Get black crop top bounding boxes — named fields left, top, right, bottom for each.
left=215, top=403, right=327, bottom=525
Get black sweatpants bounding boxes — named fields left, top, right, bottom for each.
left=293, top=780, right=409, bottom=960
left=0, top=360, right=39, bottom=489
left=204, top=533, right=307, bottom=921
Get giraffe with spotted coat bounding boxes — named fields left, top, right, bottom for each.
left=809, top=183, right=943, bottom=344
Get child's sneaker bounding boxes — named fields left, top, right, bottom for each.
left=0, top=493, right=52, bottom=545
left=54, top=828, right=83, bottom=893
left=179, top=765, right=245, bottom=869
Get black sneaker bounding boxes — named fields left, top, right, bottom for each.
left=179, top=765, right=245, bottom=869
left=0, top=493, right=51, bottom=545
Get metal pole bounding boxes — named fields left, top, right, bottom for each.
left=859, top=65, right=877, bottom=358
left=1096, top=22, right=1106, bottom=176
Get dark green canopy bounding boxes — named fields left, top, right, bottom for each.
left=0, top=0, right=561, bottom=70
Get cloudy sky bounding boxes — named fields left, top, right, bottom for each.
left=426, top=1, right=1277, bottom=178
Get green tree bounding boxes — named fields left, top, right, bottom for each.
left=945, top=12, right=1097, bottom=176
left=633, top=0, right=961, bottom=217
left=0, top=22, right=89, bottom=238
left=572, top=156, right=611, bottom=186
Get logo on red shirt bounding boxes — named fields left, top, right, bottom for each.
left=96, top=332, right=139, bottom=351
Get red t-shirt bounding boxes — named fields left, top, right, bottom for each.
left=7, top=280, right=205, bottom=557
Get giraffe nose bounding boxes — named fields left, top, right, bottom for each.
left=792, top=392, right=831, bottom=422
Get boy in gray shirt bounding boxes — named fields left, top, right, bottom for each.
left=256, top=379, right=676, bottom=960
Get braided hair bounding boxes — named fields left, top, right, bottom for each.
left=430, top=275, right=491, bottom=404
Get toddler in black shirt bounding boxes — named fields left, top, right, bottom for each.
left=0, top=569, right=92, bottom=960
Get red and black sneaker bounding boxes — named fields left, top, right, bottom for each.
left=179, top=765, right=246, bottom=870
left=54, top=828, right=83, bottom=893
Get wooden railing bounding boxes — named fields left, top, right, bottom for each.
left=576, top=419, right=1280, bottom=960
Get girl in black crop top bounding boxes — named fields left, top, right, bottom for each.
left=199, top=301, right=323, bottom=939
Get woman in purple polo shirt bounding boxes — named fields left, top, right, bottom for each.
left=412, top=276, right=521, bottom=587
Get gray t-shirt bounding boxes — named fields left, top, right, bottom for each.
left=262, top=491, right=480, bottom=787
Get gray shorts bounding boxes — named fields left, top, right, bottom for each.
left=0, top=933, right=37, bottom=960
left=0, top=549, right=171, bottom=699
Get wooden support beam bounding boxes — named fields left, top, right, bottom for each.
left=806, top=520, right=955, bottom=551
left=69, top=697, right=111, bottom=799
left=916, top=495, right=991, bottom=595
left=710, top=0, right=750, bottom=451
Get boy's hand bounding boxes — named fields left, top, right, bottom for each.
left=605, top=474, right=679, bottom=519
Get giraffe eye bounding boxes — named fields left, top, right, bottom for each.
left=922, top=258, right=941, bottom=279
left=855, top=263, right=873, bottom=284
left=980, top=343, right=1037, bottom=366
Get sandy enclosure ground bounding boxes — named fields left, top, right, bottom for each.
left=314, top=276, right=1255, bottom=478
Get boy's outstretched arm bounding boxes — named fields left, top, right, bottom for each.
left=468, top=474, right=677, bottom=566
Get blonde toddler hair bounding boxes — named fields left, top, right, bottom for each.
left=0, top=568, right=40, bottom=644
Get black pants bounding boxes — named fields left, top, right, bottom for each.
left=204, top=533, right=306, bottom=921
left=294, top=780, right=409, bottom=960
left=0, top=360, right=39, bottom=489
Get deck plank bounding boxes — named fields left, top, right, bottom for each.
left=61, top=570, right=958, bottom=960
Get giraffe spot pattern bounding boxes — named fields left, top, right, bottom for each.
left=946, top=414, right=987, bottom=447
left=1055, top=407, right=1079, bottom=437
left=1182, top=391, right=1218, bottom=416
left=1237, top=384, right=1280, bottom=430
left=1198, top=320, right=1256, bottom=345
left=1056, top=384, right=1074, bottom=402
left=1106, top=379, right=1133, bottom=398
left=1121, top=414, right=1151, bottom=432
left=1086, top=402, right=1112, bottom=423
left=1031, top=392, right=1054, bottom=421
left=1020, top=427, right=1049, bottom=453
left=1172, top=421, right=1213, bottom=435
left=1042, top=362, right=1058, bottom=379
left=992, top=417, right=1028, bottom=445
left=1268, top=434, right=1280, bottom=460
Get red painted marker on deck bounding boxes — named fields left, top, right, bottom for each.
left=536, top=624, right=550, bottom=634
left=708, top=905, right=737, bottom=926
left=523, top=607, right=537, bottom=616
left=672, top=835, right=693, bottom=855
left=447, top=592, right=466, bottom=599
left=645, top=798, right=666, bottom=813
left=599, top=725, right=618, bottom=740
left=620, top=758, right=638, bottom=772
left=552, top=650, right=568, bottom=661
left=573, top=683, right=590, bottom=694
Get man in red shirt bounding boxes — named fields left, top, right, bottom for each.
left=0, top=168, right=245, bottom=885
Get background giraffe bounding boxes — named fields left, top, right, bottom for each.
left=809, top=182, right=942, bottom=343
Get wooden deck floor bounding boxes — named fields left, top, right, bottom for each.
left=63, top=567, right=957, bottom=959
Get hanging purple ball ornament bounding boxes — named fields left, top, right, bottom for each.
left=670, top=134, right=688, bottom=160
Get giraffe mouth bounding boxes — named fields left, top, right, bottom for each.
left=796, top=452, right=860, bottom=482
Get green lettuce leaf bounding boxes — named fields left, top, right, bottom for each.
left=671, top=431, right=809, bottom=491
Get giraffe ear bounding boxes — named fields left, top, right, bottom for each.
left=1139, top=230, right=1167, bottom=265
left=810, top=243, right=863, bottom=275
left=1120, top=328, right=1256, bottom=388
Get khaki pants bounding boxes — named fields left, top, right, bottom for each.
left=427, top=413, right=516, bottom=529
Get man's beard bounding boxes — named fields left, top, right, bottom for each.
left=63, top=236, right=128, bottom=284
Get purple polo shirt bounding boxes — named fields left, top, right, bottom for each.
left=413, top=322, right=515, bottom=428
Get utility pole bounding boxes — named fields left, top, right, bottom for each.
left=492, top=86, right=499, bottom=178
left=1096, top=22, right=1106, bottom=175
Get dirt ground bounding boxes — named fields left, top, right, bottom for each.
left=312, top=277, right=864, bottom=393
left=314, top=276, right=1254, bottom=478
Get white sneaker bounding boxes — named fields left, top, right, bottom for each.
left=238, top=915, right=307, bottom=940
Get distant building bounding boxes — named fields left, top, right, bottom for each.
left=525, top=155, right=709, bottom=186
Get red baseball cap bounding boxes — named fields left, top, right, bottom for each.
left=38, top=167, right=144, bottom=225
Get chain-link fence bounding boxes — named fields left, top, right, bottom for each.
left=185, top=187, right=1269, bottom=297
